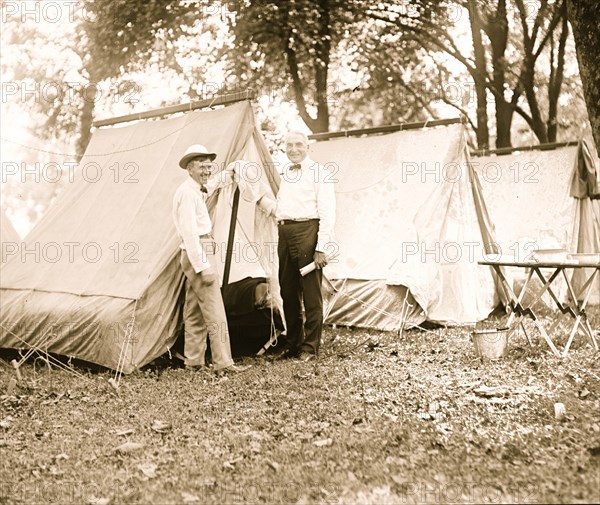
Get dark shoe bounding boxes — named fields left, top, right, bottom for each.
left=277, top=347, right=300, bottom=360
left=296, top=352, right=316, bottom=363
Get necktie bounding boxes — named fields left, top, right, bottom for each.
left=200, top=186, right=208, bottom=194
left=289, top=164, right=301, bottom=171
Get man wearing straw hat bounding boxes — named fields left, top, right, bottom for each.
left=173, top=144, right=249, bottom=374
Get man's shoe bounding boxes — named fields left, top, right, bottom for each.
left=296, top=352, right=316, bottom=363
left=277, top=348, right=299, bottom=360
left=185, top=364, right=206, bottom=371
left=216, top=364, right=252, bottom=376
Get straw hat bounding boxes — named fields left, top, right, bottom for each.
left=179, top=144, right=217, bottom=169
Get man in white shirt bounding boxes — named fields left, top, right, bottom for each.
left=275, top=131, right=336, bottom=361
left=172, top=144, right=249, bottom=374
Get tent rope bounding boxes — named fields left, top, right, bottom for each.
left=0, top=323, right=91, bottom=381
left=1, top=321, right=67, bottom=369
left=111, top=299, right=139, bottom=388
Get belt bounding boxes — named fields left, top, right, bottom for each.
left=278, top=218, right=319, bottom=226
left=199, top=233, right=213, bottom=239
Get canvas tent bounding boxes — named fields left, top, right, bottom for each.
left=0, top=101, right=281, bottom=372
left=472, top=141, right=600, bottom=304
left=309, top=122, right=502, bottom=330
left=1, top=209, right=21, bottom=265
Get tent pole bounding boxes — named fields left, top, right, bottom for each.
left=471, top=140, right=579, bottom=157
left=308, top=117, right=462, bottom=141
left=222, top=187, right=241, bottom=290
left=93, top=90, right=256, bottom=128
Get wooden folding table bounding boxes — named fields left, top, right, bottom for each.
left=479, top=258, right=599, bottom=357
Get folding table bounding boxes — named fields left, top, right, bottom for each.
left=479, top=258, right=599, bottom=357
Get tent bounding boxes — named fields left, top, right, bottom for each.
left=472, top=141, right=600, bottom=304
left=0, top=101, right=281, bottom=372
left=1, top=209, right=21, bottom=265
left=309, top=122, right=502, bottom=330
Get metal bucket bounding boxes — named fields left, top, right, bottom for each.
left=471, top=328, right=509, bottom=360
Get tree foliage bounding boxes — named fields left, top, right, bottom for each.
left=2, top=0, right=590, bottom=156
left=367, top=0, right=575, bottom=149
left=223, top=1, right=448, bottom=133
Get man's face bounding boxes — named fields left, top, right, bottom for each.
left=285, top=133, right=308, bottom=164
left=186, top=157, right=214, bottom=186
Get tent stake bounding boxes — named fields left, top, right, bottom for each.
left=10, top=359, right=22, bottom=382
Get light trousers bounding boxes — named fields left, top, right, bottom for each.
left=180, top=244, right=234, bottom=370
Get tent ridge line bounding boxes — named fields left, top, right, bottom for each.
left=308, top=117, right=464, bottom=141
left=92, top=90, right=257, bottom=128
left=471, top=140, right=580, bottom=157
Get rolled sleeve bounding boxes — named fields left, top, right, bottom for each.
left=257, top=195, right=277, bottom=217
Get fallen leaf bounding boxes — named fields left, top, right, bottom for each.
left=115, top=442, right=144, bottom=454
left=0, top=417, right=12, bottom=429
left=391, top=474, right=405, bottom=485
left=473, top=386, right=510, bottom=397
left=48, top=465, right=63, bottom=476
left=87, top=496, right=110, bottom=505
left=181, top=492, right=199, bottom=503
left=114, top=429, right=135, bottom=437
left=313, top=438, right=333, bottom=447
left=267, top=460, right=280, bottom=472
left=151, top=420, right=172, bottom=434
left=138, top=462, right=157, bottom=479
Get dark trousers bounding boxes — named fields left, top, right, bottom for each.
left=277, top=220, right=323, bottom=354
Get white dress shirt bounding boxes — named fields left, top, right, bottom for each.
left=172, top=176, right=212, bottom=273
left=275, top=157, right=336, bottom=252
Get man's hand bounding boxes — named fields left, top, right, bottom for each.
left=313, top=251, right=328, bottom=269
left=257, top=195, right=277, bottom=218
left=200, top=267, right=217, bottom=287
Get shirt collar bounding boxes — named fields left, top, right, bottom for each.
left=185, top=175, right=207, bottom=194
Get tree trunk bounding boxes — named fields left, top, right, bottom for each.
left=547, top=6, right=568, bottom=143
left=484, top=0, right=513, bottom=148
left=468, top=2, right=490, bottom=150
left=77, top=86, right=96, bottom=160
left=312, top=0, right=331, bottom=133
left=567, top=0, right=600, bottom=153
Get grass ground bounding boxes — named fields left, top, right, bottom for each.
left=1, top=308, right=599, bottom=505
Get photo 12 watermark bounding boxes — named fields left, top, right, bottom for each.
left=400, top=161, right=540, bottom=185
left=0, top=480, right=139, bottom=504
left=2, top=80, right=141, bottom=106
left=395, top=480, right=538, bottom=504
left=2, top=160, right=140, bottom=185
left=1, top=241, right=140, bottom=265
